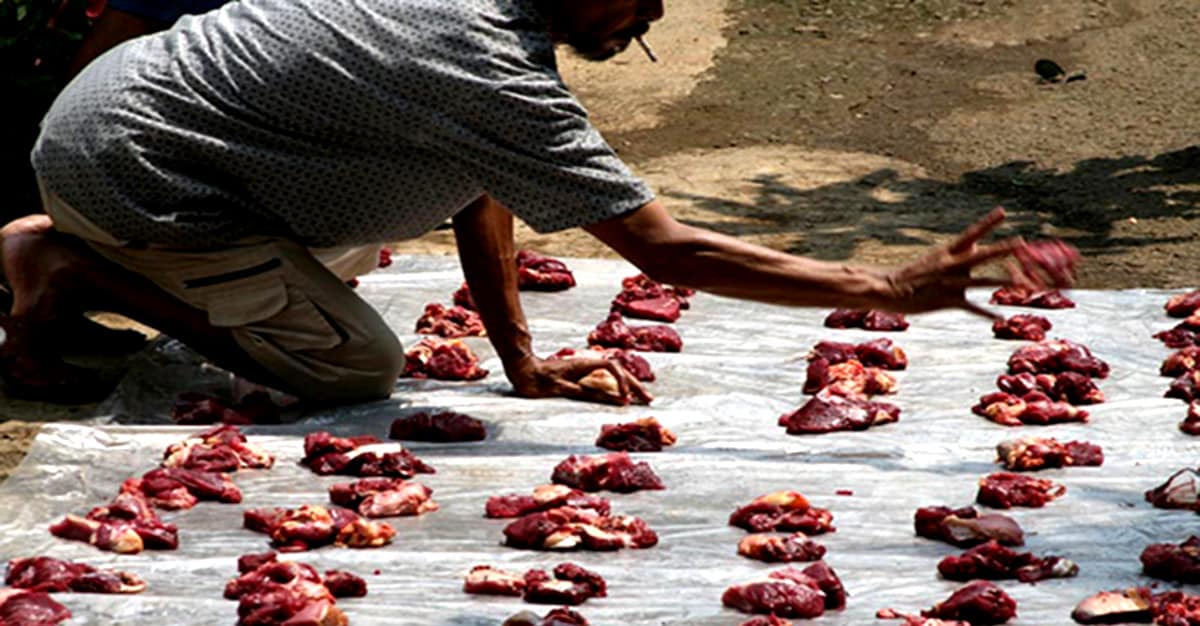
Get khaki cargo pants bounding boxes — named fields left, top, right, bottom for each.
left=41, top=186, right=404, bottom=402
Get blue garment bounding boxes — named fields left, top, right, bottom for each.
left=105, top=0, right=228, bottom=23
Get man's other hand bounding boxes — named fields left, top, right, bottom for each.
left=506, top=355, right=652, bottom=406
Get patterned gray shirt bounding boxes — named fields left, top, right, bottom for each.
left=32, top=0, right=654, bottom=248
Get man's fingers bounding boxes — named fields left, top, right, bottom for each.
left=948, top=207, right=1007, bottom=254
left=950, top=237, right=1025, bottom=271
left=601, top=361, right=631, bottom=403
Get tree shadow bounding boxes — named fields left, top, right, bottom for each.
left=662, top=146, right=1200, bottom=264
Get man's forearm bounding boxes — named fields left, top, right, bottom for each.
left=451, top=195, right=533, bottom=369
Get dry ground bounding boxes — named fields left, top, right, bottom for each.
left=2, top=0, right=1198, bottom=480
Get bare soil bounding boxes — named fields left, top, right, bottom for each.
left=3, top=0, right=1199, bottom=480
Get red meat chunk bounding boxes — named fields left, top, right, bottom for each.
left=920, top=581, right=1017, bottom=625
left=1181, top=401, right=1200, bottom=436
left=809, top=338, right=908, bottom=370
left=522, top=563, right=607, bottom=605
left=1007, top=339, right=1110, bottom=378
left=237, top=552, right=277, bottom=574
left=402, top=338, right=489, bottom=380
left=824, top=309, right=910, bottom=331
left=587, top=312, right=682, bottom=352
left=49, top=490, right=179, bottom=554
left=992, top=314, right=1053, bottom=341
left=377, top=247, right=392, bottom=268
left=1156, top=325, right=1200, bottom=349
left=162, top=424, right=275, bottom=472
left=1167, top=290, right=1200, bottom=318
left=301, top=431, right=435, bottom=478
left=995, top=372, right=1105, bottom=405
left=737, top=533, right=827, bottom=563
left=1145, top=468, right=1200, bottom=510
left=225, top=557, right=360, bottom=626
left=972, top=391, right=1089, bottom=426
left=322, top=570, right=367, bottom=598
left=722, top=563, right=846, bottom=618
left=551, top=453, right=665, bottom=493
left=502, top=608, right=590, bottom=626
left=123, top=467, right=242, bottom=510
left=388, top=411, right=486, bottom=442
left=740, top=616, right=795, bottom=626
left=610, top=274, right=693, bottom=322
left=991, top=286, right=1076, bottom=309
left=485, top=485, right=611, bottom=519
left=0, top=589, right=71, bottom=626
left=876, top=609, right=970, bottom=625
left=803, top=358, right=897, bottom=399
left=414, top=303, right=485, bottom=338
left=463, top=565, right=526, bottom=596
left=1141, top=536, right=1200, bottom=583
left=779, top=392, right=901, bottom=435
left=516, top=250, right=576, bottom=291
left=594, top=417, right=676, bottom=452
left=5, top=557, right=146, bottom=594
left=996, top=437, right=1104, bottom=471
left=1071, top=588, right=1153, bottom=624
left=937, top=540, right=1078, bottom=583
left=501, top=506, right=657, bottom=551
left=729, top=491, right=836, bottom=535
left=977, top=472, right=1065, bottom=508
left=243, top=504, right=395, bottom=551
left=1167, top=370, right=1200, bottom=402
left=328, top=478, right=438, bottom=518
left=452, top=282, right=476, bottom=310
left=549, top=347, right=655, bottom=382
left=171, top=391, right=280, bottom=426
left=1162, top=347, right=1200, bottom=377
left=913, top=505, right=1024, bottom=548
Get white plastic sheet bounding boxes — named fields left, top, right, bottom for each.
left=1, top=255, right=1198, bottom=625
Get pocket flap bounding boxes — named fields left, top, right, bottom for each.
left=203, top=273, right=290, bottom=327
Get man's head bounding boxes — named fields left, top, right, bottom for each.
left=536, top=0, right=665, bottom=62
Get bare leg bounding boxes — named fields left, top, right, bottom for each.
left=0, top=216, right=294, bottom=401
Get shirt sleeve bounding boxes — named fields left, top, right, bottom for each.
left=105, top=0, right=229, bottom=23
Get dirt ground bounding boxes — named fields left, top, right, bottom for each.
left=2, top=0, right=1198, bottom=481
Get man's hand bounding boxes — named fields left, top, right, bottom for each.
left=506, top=355, right=652, bottom=406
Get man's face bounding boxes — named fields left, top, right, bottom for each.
left=541, top=1, right=665, bottom=62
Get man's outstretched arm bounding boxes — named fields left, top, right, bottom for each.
left=586, top=201, right=1053, bottom=319
left=452, top=194, right=649, bottom=405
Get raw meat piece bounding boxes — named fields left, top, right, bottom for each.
left=994, top=372, right=1105, bottom=405
left=1142, top=536, right=1200, bottom=583
left=1167, top=290, right=1200, bottom=318
left=238, top=552, right=277, bottom=574
left=225, top=557, right=361, bottom=626
left=243, top=505, right=395, bottom=551
left=516, top=250, right=576, bottom=291
left=125, top=467, right=242, bottom=510
left=810, top=338, right=908, bottom=370
left=0, top=588, right=71, bottom=626
left=1007, top=339, right=1110, bottom=378
left=551, top=453, right=665, bottom=493
left=522, top=563, right=607, bottom=605
left=413, top=303, right=485, bottom=338
left=401, top=338, right=489, bottom=380
left=972, top=391, right=1089, bottom=426
left=485, top=485, right=611, bottom=519
left=913, top=505, right=1024, bottom=548
left=549, top=347, right=656, bottom=382
left=1167, top=370, right=1200, bottom=402
left=779, top=392, right=901, bottom=435
left=171, top=391, right=280, bottom=426
left=328, top=478, right=438, bottom=518
left=876, top=608, right=969, bottom=625
left=502, top=608, right=590, bottom=626
left=721, top=563, right=846, bottom=618
left=322, top=571, right=367, bottom=598
left=49, top=489, right=179, bottom=554
left=991, top=286, right=1076, bottom=309
left=1150, top=591, right=1200, bottom=626
left=740, top=617, right=794, bottom=626
left=803, top=358, right=897, bottom=398
left=992, top=314, right=1053, bottom=341
left=377, top=247, right=392, bottom=268
left=1181, top=402, right=1200, bottom=436
left=1157, top=325, right=1200, bottom=349
left=996, top=437, right=1104, bottom=471
left=737, top=533, right=827, bottom=563
left=1145, top=468, right=1200, bottom=510
left=729, top=491, right=836, bottom=535
left=301, top=432, right=435, bottom=479
left=1071, top=588, right=1153, bottom=624
left=5, top=557, right=146, bottom=594
left=1162, top=347, right=1200, bottom=377
left=824, top=309, right=910, bottom=331
left=937, top=540, right=1078, bottom=583
left=452, top=282, right=476, bottom=310
left=587, top=312, right=682, bottom=352
left=610, top=274, right=693, bottom=323
left=162, top=424, right=275, bottom=472
left=919, top=581, right=1017, bottom=625
left=463, top=565, right=526, bottom=596
left=501, top=506, right=658, bottom=551
left=594, top=417, right=676, bottom=452
left=977, top=472, right=1065, bottom=508
left=388, top=411, right=486, bottom=442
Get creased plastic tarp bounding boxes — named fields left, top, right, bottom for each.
left=2, top=255, right=1198, bottom=625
